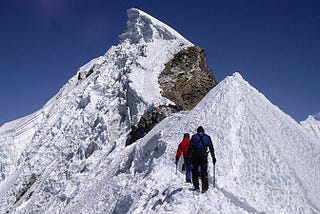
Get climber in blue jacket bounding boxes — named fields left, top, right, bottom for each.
left=187, top=126, right=216, bottom=193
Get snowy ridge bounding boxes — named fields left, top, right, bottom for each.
left=301, top=115, right=320, bottom=140
left=59, top=73, right=320, bottom=213
left=187, top=73, right=320, bottom=212
left=119, top=8, right=192, bottom=108
left=3, top=72, right=319, bottom=213
left=119, top=8, right=191, bottom=44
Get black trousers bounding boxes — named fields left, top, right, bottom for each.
left=191, top=155, right=208, bottom=190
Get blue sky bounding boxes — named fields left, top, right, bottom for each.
left=0, top=0, right=319, bottom=125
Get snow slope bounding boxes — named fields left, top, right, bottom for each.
left=0, top=110, right=44, bottom=182
left=1, top=8, right=320, bottom=214
left=63, top=73, right=319, bottom=214
left=4, top=71, right=320, bottom=213
left=301, top=116, right=320, bottom=140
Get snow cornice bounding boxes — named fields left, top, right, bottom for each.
left=119, top=8, right=192, bottom=45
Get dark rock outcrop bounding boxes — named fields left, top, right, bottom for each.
left=126, top=46, right=217, bottom=146
left=78, top=68, right=94, bottom=80
left=126, top=105, right=182, bottom=146
left=14, top=174, right=37, bottom=205
left=159, top=46, right=217, bottom=110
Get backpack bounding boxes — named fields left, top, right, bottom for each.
left=192, top=134, right=207, bottom=158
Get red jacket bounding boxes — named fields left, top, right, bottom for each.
left=176, top=137, right=191, bottom=161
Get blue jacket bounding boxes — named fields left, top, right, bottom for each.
left=187, top=132, right=216, bottom=163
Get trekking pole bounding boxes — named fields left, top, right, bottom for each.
left=176, top=163, right=178, bottom=174
left=213, top=163, right=215, bottom=188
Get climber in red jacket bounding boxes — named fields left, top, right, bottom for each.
left=175, top=133, right=192, bottom=182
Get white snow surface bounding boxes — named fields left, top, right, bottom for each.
left=0, top=110, right=44, bottom=182
left=301, top=115, right=320, bottom=140
left=0, top=8, right=320, bottom=214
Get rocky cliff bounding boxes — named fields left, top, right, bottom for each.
left=126, top=46, right=217, bottom=145
left=159, top=45, right=217, bottom=110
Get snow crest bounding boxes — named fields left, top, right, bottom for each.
left=301, top=115, right=320, bottom=140
left=119, top=8, right=191, bottom=44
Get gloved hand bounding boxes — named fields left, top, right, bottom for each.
left=175, top=159, right=178, bottom=165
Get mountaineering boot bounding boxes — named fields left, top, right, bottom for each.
left=201, top=188, right=208, bottom=194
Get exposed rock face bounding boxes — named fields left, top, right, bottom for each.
left=126, top=46, right=217, bottom=145
left=159, top=46, right=217, bottom=110
left=126, top=105, right=182, bottom=146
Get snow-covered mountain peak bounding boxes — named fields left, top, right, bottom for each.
left=301, top=115, right=320, bottom=139
left=307, top=115, right=318, bottom=121
left=231, top=71, right=243, bottom=80
left=1, top=8, right=320, bottom=214
left=119, top=8, right=191, bottom=45
left=204, top=71, right=251, bottom=97
left=214, top=72, right=246, bottom=88
left=0, top=8, right=213, bottom=213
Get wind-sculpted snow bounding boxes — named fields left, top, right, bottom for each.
left=301, top=115, right=320, bottom=140
left=1, top=8, right=320, bottom=214
left=119, top=8, right=190, bottom=44
left=0, top=110, right=45, bottom=182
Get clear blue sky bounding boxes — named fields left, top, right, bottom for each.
left=0, top=0, right=319, bottom=125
